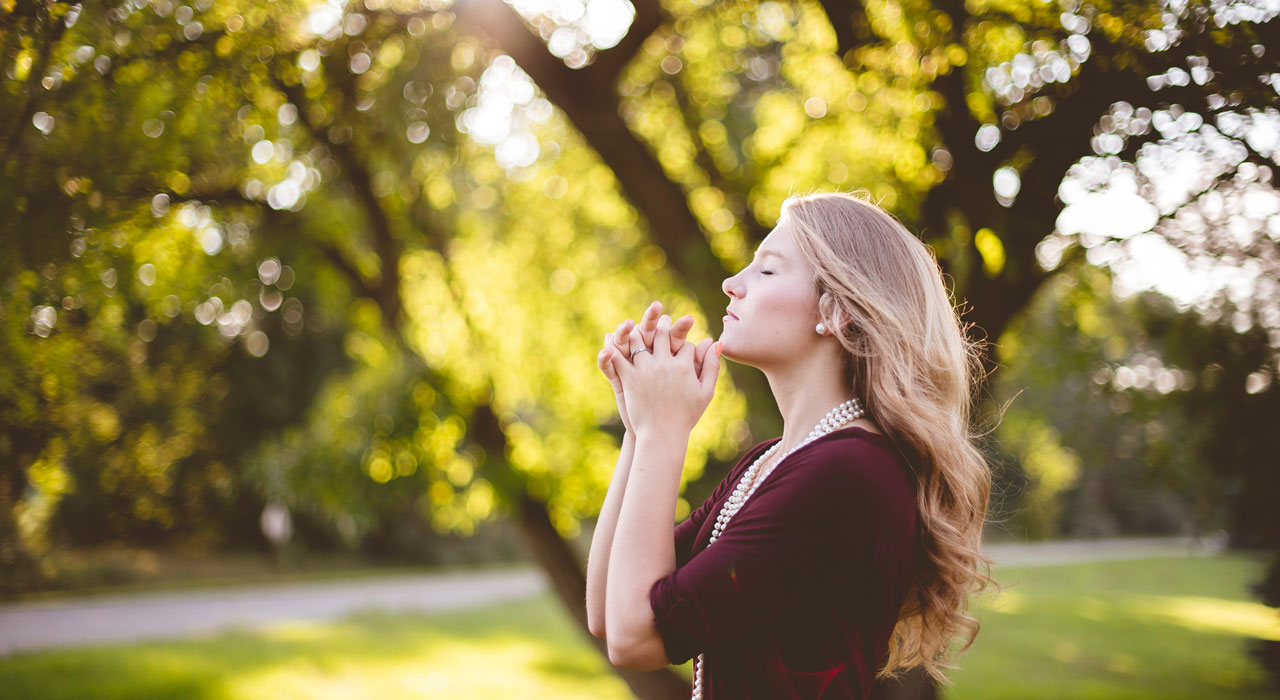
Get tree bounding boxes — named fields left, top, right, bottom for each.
left=4, top=0, right=1278, bottom=697
left=456, top=0, right=1279, bottom=368
left=452, top=0, right=1279, bottom=694
left=990, top=263, right=1271, bottom=541
left=3, top=1, right=739, bottom=695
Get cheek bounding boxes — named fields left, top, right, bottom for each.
left=757, top=287, right=817, bottom=332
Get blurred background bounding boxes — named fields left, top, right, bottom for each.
left=1, top=0, right=1277, bottom=697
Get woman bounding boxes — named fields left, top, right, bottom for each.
left=585, top=191, right=997, bottom=699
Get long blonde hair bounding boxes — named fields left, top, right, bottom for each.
left=783, top=191, right=1000, bottom=685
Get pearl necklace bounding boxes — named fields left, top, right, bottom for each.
left=691, top=397, right=866, bottom=700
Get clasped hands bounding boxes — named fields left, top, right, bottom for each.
left=596, top=300, right=722, bottom=438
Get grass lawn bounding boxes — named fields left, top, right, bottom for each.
left=0, top=589, right=648, bottom=700
left=945, top=553, right=1278, bottom=700
left=0, top=553, right=1273, bottom=699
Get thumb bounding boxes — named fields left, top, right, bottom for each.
left=698, top=341, right=722, bottom=393
left=610, top=349, right=634, bottom=387
left=692, top=337, right=711, bottom=376
left=599, top=347, right=623, bottom=391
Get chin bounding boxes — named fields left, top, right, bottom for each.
left=719, top=333, right=762, bottom=368
left=717, top=335, right=740, bottom=362
left=718, top=342, right=757, bottom=367
left=721, top=339, right=803, bottom=372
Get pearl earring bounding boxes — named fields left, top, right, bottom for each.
left=815, top=322, right=827, bottom=335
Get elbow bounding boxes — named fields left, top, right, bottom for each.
left=586, top=592, right=606, bottom=638
left=586, top=582, right=606, bottom=638
left=606, top=634, right=669, bottom=672
left=607, top=640, right=642, bottom=670
left=588, top=615, right=606, bottom=639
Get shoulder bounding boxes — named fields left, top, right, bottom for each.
left=777, top=427, right=916, bottom=506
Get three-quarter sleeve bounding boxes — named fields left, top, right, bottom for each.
left=673, top=441, right=778, bottom=569
left=649, top=446, right=887, bottom=665
left=672, top=494, right=713, bottom=570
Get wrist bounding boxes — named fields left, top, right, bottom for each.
left=633, top=426, right=690, bottom=449
left=630, top=430, right=691, bottom=486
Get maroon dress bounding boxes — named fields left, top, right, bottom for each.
left=648, top=426, right=919, bottom=699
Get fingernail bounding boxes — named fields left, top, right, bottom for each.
left=715, top=342, right=723, bottom=356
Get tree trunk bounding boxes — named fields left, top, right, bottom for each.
left=513, top=492, right=694, bottom=699
left=454, top=0, right=727, bottom=322
left=465, top=401, right=692, bottom=698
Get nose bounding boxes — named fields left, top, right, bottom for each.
left=722, top=272, right=741, bottom=299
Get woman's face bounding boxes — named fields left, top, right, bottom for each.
left=719, top=217, right=823, bottom=367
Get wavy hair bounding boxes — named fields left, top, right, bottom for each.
left=782, top=191, right=1001, bottom=686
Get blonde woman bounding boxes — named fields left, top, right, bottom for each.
left=585, top=191, right=997, bottom=699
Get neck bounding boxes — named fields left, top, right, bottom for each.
left=762, top=349, right=856, bottom=455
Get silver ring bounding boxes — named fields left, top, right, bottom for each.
left=630, top=347, right=651, bottom=360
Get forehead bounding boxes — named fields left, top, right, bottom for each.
left=755, top=221, right=796, bottom=260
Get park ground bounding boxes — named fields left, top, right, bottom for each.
left=0, top=537, right=1275, bottom=699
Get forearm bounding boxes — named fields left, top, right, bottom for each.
left=605, top=430, right=685, bottom=655
left=586, top=431, right=636, bottom=637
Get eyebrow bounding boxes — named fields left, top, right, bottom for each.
left=753, top=250, right=784, bottom=262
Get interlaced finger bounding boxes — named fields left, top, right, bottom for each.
left=612, top=319, right=634, bottom=359
left=669, top=314, right=694, bottom=354
left=694, top=337, right=712, bottom=373
left=628, top=325, right=648, bottom=363
left=638, top=301, right=662, bottom=353
left=601, top=333, right=624, bottom=377
left=653, top=314, right=672, bottom=356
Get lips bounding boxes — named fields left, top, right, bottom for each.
left=724, top=309, right=739, bottom=320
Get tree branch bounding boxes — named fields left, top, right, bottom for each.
left=668, top=75, right=770, bottom=246
left=454, top=0, right=731, bottom=316
left=2, top=4, right=66, bottom=171
left=271, top=72, right=403, bottom=329
left=815, top=0, right=877, bottom=61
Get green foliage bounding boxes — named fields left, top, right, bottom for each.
left=3, top=0, right=1276, bottom=613
left=993, top=263, right=1277, bottom=541
left=620, top=0, right=942, bottom=243
left=0, top=0, right=747, bottom=582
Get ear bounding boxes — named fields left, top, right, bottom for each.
left=819, top=292, right=857, bottom=336
left=813, top=291, right=834, bottom=335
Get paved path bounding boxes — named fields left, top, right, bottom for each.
left=0, top=536, right=1229, bottom=656
left=983, top=534, right=1227, bottom=567
left=0, top=566, right=545, bottom=656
